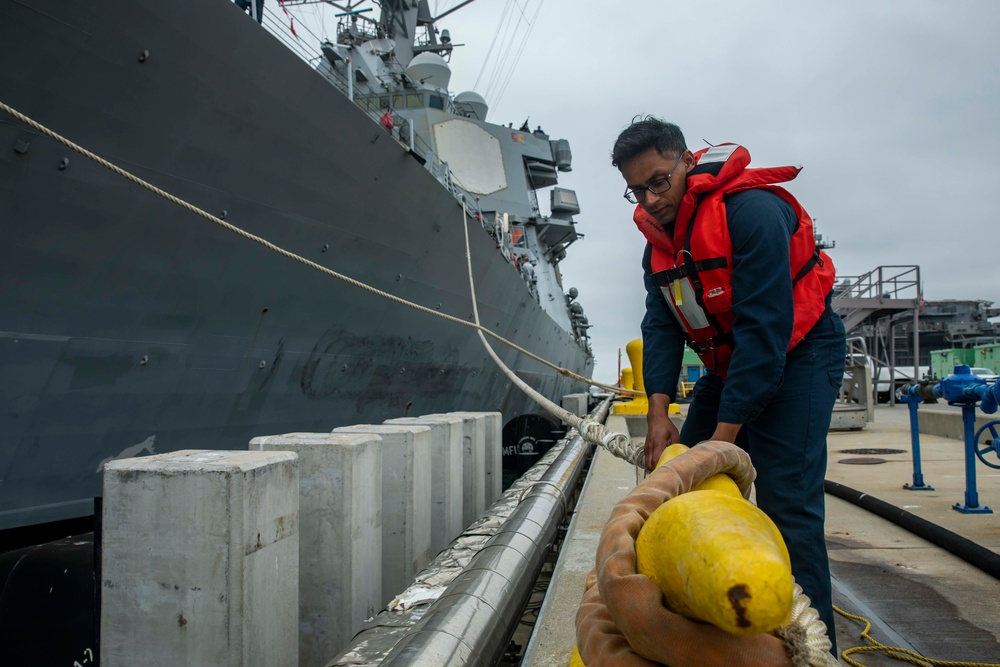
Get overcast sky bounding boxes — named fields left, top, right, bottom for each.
left=430, top=0, right=1000, bottom=382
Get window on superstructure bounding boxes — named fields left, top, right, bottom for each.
left=380, top=97, right=391, bottom=110
left=393, top=95, right=404, bottom=109
left=429, top=95, right=444, bottom=110
left=407, top=94, right=423, bottom=108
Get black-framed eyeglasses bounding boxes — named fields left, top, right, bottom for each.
left=623, top=155, right=684, bottom=204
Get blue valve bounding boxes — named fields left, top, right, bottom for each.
left=981, top=379, right=1000, bottom=415
left=900, top=364, right=996, bottom=513
left=937, top=364, right=987, bottom=405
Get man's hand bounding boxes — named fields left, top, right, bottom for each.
left=645, top=393, right=680, bottom=470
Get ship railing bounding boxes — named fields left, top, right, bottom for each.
left=336, top=17, right=380, bottom=44
left=258, top=6, right=454, bottom=178
left=833, top=265, right=923, bottom=334
left=424, top=157, right=462, bottom=200
left=835, top=265, right=921, bottom=301
left=258, top=4, right=320, bottom=66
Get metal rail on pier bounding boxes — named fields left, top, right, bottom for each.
left=330, top=396, right=612, bottom=666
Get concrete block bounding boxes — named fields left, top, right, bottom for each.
left=605, top=413, right=639, bottom=440
left=384, top=417, right=464, bottom=554
left=477, top=412, right=503, bottom=506
left=332, top=425, right=432, bottom=606
left=101, top=450, right=299, bottom=667
left=918, top=408, right=994, bottom=442
left=425, top=412, right=487, bottom=526
left=561, top=393, right=589, bottom=419
left=437, top=411, right=503, bottom=506
left=249, top=433, right=381, bottom=665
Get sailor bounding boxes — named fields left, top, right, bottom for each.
left=612, top=116, right=845, bottom=650
left=234, top=0, right=264, bottom=24
left=521, top=259, right=537, bottom=298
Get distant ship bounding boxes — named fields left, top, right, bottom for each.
left=0, top=0, right=594, bottom=535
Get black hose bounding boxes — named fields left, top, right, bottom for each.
left=824, top=479, right=1000, bottom=580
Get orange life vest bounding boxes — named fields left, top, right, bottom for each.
left=636, top=143, right=835, bottom=379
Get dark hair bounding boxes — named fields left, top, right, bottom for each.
left=611, top=116, right=687, bottom=169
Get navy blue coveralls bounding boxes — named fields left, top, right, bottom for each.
left=641, top=188, right=846, bottom=648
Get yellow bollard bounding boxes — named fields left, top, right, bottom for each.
left=619, top=367, right=634, bottom=397
left=612, top=339, right=680, bottom=415
left=612, top=339, right=649, bottom=414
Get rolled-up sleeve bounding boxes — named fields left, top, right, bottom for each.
left=640, top=243, right=686, bottom=401
left=716, top=189, right=797, bottom=424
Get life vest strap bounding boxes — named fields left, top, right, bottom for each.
left=685, top=331, right=735, bottom=356
left=792, top=248, right=824, bottom=285
left=651, top=257, right=728, bottom=286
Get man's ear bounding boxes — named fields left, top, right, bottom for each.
left=682, top=149, right=696, bottom=171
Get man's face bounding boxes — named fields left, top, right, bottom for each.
left=620, top=147, right=694, bottom=227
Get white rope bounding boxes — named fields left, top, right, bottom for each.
left=0, top=99, right=639, bottom=398
left=460, top=202, right=644, bottom=468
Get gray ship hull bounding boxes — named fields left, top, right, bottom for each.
left=0, top=0, right=592, bottom=530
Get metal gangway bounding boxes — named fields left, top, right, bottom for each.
left=833, top=265, right=922, bottom=333
left=832, top=265, right=924, bottom=411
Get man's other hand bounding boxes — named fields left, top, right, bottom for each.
left=645, top=393, right=680, bottom=470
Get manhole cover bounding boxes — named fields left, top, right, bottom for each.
left=838, top=448, right=906, bottom=455
left=838, top=457, right=887, bottom=465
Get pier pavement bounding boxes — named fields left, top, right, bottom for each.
left=523, top=403, right=1000, bottom=666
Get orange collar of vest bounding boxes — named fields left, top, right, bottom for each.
left=632, top=143, right=802, bottom=254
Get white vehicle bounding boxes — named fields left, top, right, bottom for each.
left=969, top=367, right=999, bottom=384
left=875, top=366, right=931, bottom=403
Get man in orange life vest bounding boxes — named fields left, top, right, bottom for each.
left=613, top=117, right=846, bottom=648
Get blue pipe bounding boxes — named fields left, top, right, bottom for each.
left=900, top=394, right=933, bottom=490
left=956, top=405, right=991, bottom=513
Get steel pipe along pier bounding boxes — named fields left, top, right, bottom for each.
left=329, top=396, right=611, bottom=667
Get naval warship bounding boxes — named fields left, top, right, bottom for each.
left=0, top=0, right=593, bottom=537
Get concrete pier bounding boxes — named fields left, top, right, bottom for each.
left=249, top=433, right=382, bottom=665
left=384, top=416, right=464, bottom=554
left=332, top=424, right=432, bottom=605
left=523, top=404, right=1000, bottom=666
left=101, top=450, right=299, bottom=667
left=425, top=412, right=488, bottom=525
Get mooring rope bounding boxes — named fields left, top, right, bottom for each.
left=459, top=201, right=644, bottom=467
left=0, top=99, right=638, bottom=400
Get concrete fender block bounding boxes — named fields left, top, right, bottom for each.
left=425, top=412, right=487, bottom=527
left=447, top=411, right=502, bottom=507
left=332, top=425, right=432, bottom=607
left=384, top=417, right=464, bottom=555
left=561, top=393, right=589, bottom=419
left=250, top=433, right=381, bottom=664
left=101, top=450, right=299, bottom=667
